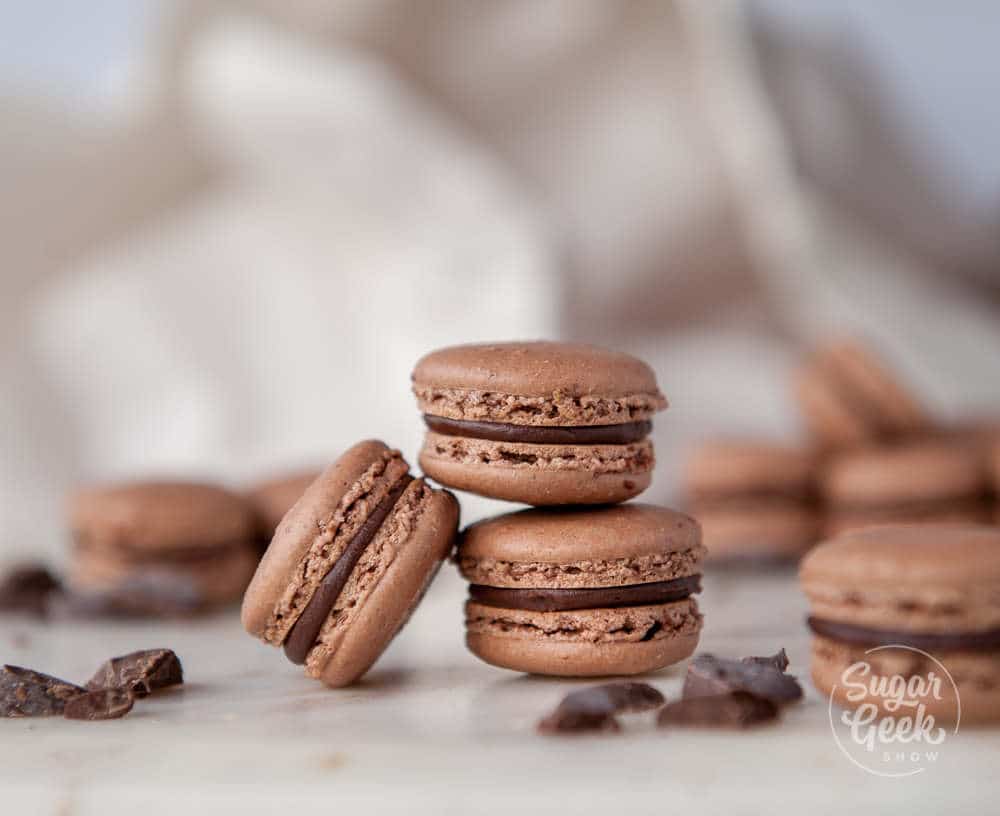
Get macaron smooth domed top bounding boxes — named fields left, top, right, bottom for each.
left=69, top=481, right=255, bottom=553
left=821, top=440, right=985, bottom=504
left=460, top=504, right=701, bottom=564
left=801, top=524, right=1000, bottom=591
left=684, top=440, right=817, bottom=498
left=413, top=341, right=663, bottom=399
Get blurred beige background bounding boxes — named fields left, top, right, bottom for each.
left=3, top=0, right=999, bottom=563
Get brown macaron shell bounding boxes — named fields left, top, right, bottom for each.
left=241, top=441, right=459, bottom=687
left=70, top=481, right=256, bottom=555
left=801, top=525, right=1000, bottom=723
left=684, top=440, right=817, bottom=501
left=696, top=501, right=819, bottom=563
left=413, top=342, right=666, bottom=505
left=821, top=440, right=988, bottom=535
left=795, top=340, right=928, bottom=448
left=457, top=504, right=704, bottom=676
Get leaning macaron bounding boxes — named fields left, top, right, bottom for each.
left=456, top=504, right=705, bottom=676
left=801, top=524, right=1000, bottom=723
left=412, top=341, right=667, bottom=505
left=820, top=439, right=990, bottom=535
left=241, top=441, right=459, bottom=687
left=68, top=481, right=259, bottom=611
left=684, top=440, right=819, bottom=563
left=794, top=339, right=929, bottom=448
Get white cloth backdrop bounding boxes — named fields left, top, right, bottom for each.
left=2, top=1, right=998, bottom=564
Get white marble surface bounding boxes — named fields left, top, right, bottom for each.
left=2, top=566, right=996, bottom=815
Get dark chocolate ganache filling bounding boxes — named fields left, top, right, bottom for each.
left=423, top=415, right=652, bottom=445
left=468, top=574, right=701, bottom=612
left=808, top=616, right=1000, bottom=653
left=283, top=476, right=413, bottom=665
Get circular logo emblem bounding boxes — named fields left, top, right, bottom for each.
left=828, top=644, right=961, bottom=777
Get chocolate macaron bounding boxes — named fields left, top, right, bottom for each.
left=794, top=339, right=929, bottom=448
left=242, top=441, right=459, bottom=687
left=820, top=439, right=990, bottom=535
left=801, top=524, right=1000, bottom=723
left=69, top=481, right=259, bottom=612
left=412, top=342, right=667, bottom=505
left=457, top=504, right=705, bottom=676
left=684, top=440, right=819, bottom=563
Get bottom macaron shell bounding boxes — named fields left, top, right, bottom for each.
left=467, top=630, right=700, bottom=677
left=419, top=434, right=652, bottom=505
left=465, top=598, right=701, bottom=677
left=72, top=544, right=259, bottom=607
left=811, top=635, right=1000, bottom=724
left=308, top=487, right=460, bottom=687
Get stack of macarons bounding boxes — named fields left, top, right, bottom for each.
left=414, top=342, right=705, bottom=677
left=241, top=341, right=699, bottom=686
left=684, top=337, right=998, bottom=562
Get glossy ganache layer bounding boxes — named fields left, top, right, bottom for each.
left=423, top=415, right=652, bottom=445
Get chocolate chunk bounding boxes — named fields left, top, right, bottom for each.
left=86, top=649, right=183, bottom=698
left=684, top=653, right=802, bottom=704
left=424, top=415, right=653, bottom=445
left=469, top=575, right=702, bottom=612
left=658, top=692, right=778, bottom=728
left=0, top=564, right=61, bottom=617
left=53, top=571, right=205, bottom=619
left=742, top=648, right=790, bottom=672
left=283, top=476, right=413, bottom=665
left=1, top=665, right=85, bottom=717
left=538, top=681, right=665, bottom=734
left=808, top=617, right=1000, bottom=652
left=63, top=688, right=134, bottom=720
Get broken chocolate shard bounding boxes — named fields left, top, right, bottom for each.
left=86, top=649, right=183, bottom=698
left=537, top=681, right=665, bottom=734
left=1, top=665, right=85, bottom=717
left=63, top=688, right=134, bottom=721
left=741, top=648, right=790, bottom=673
left=0, top=564, right=62, bottom=617
left=684, top=652, right=802, bottom=705
left=658, top=692, right=778, bottom=729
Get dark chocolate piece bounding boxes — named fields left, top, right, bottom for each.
left=469, top=575, right=701, bottom=612
left=1, top=665, right=85, bottom=717
left=808, top=617, right=1000, bottom=652
left=684, top=653, right=803, bottom=704
left=0, top=564, right=61, bottom=617
left=658, top=692, right=778, bottom=728
left=742, top=648, right=790, bottom=672
left=53, top=571, right=205, bottom=619
left=538, top=681, right=665, bottom=735
left=424, top=415, right=652, bottom=445
left=283, top=476, right=413, bottom=665
left=63, top=688, right=134, bottom=720
left=86, top=649, right=183, bottom=698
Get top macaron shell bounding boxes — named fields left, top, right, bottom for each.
left=413, top=342, right=668, bottom=505
left=800, top=524, right=1000, bottom=633
left=70, top=481, right=256, bottom=553
left=794, top=340, right=928, bottom=447
left=458, top=504, right=705, bottom=588
left=684, top=440, right=817, bottom=500
left=242, top=440, right=459, bottom=687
